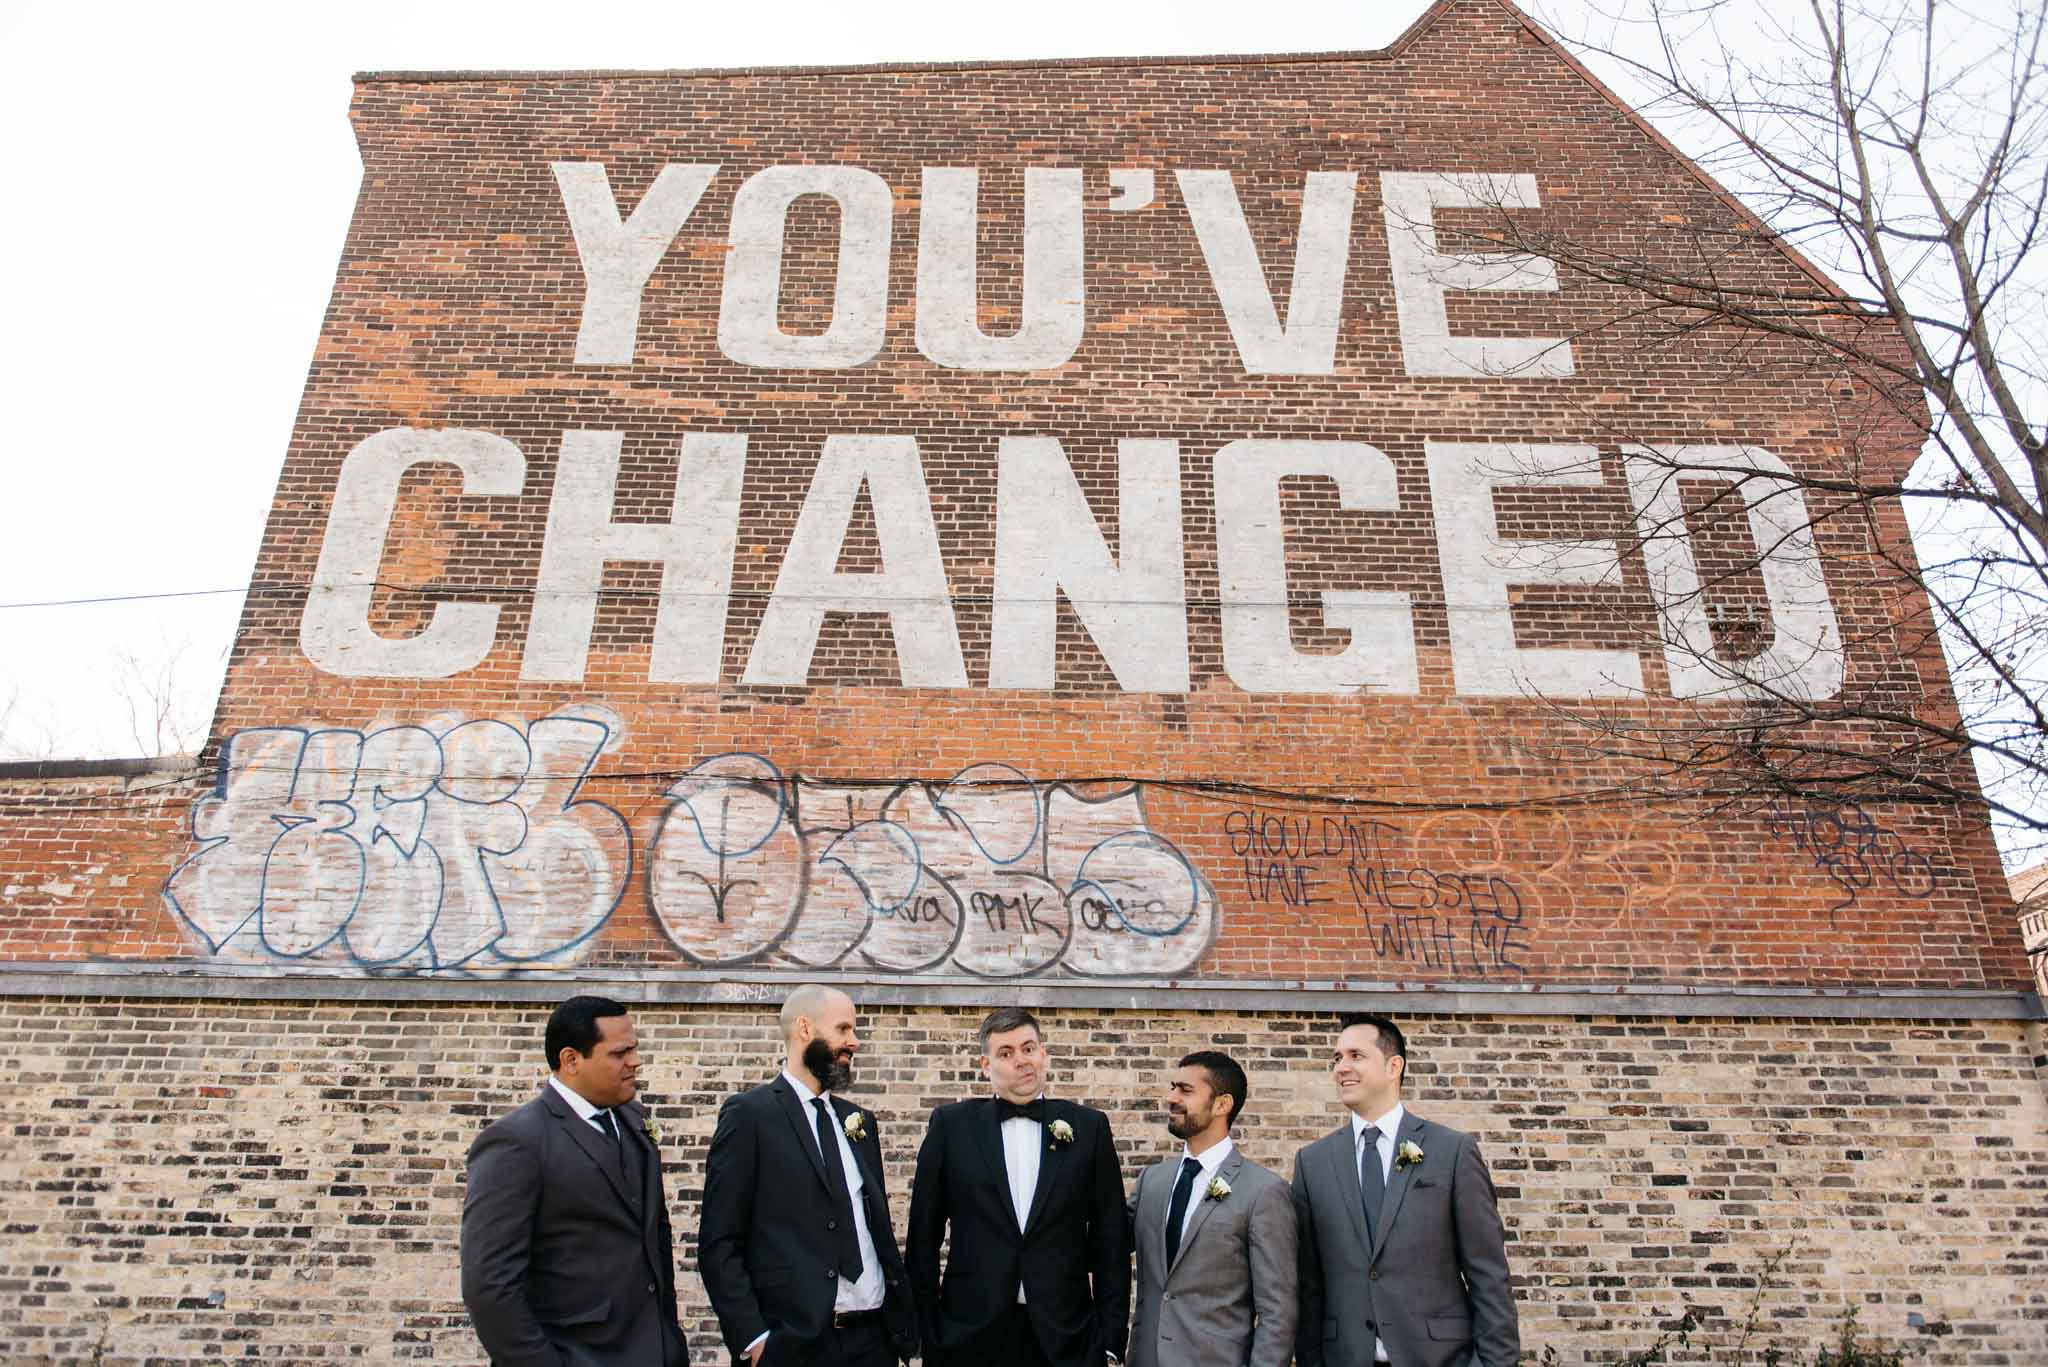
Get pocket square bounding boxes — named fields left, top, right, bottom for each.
left=1413, top=1178, right=1440, bottom=1188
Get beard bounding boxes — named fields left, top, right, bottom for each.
left=1165, top=1106, right=1204, bottom=1140
left=803, top=1037, right=854, bottom=1092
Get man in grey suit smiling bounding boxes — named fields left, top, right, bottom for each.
left=1292, top=1014, right=1518, bottom=1367
left=1127, top=1050, right=1296, bottom=1367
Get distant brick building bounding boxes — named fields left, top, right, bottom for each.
left=1, top=1, right=2041, bottom=1361
left=2013, top=862, right=2048, bottom=997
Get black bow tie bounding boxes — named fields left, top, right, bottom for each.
left=995, top=1098, right=1044, bottom=1124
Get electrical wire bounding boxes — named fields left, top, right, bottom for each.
left=1, top=588, right=250, bottom=610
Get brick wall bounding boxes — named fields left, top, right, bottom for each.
left=0, top=0, right=2031, bottom=993
left=0, top=766, right=2031, bottom=987
left=2, top=995, right=2042, bottom=1365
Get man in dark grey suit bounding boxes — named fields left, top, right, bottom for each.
left=1292, top=1014, right=1518, bottom=1367
left=1127, top=1050, right=1295, bottom=1367
left=461, top=995, right=686, bottom=1367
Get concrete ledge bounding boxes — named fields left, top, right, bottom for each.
left=0, top=756, right=191, bottom=781
left=0, top=961, right=2038, bottom=1021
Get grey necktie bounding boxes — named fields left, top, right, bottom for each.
left=1360, top=1126, right=1386, bottom=1241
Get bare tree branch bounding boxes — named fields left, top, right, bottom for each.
left=1430, top=0, right=2048, bottom=861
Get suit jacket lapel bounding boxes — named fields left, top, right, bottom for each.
left=1022, top=1101, right=1065, bottom=1235
left=1370, top=1113, right=1427, bottom=1260
left=1328, top=1122, right=1372, bottom=1255
left=975, top=1099, right=1023, bottom=1235
left=619, top=1103, right=668, bottom=1287
left=835, top=1099, right=881, bottom=1200
left=620, top=1104, right=659, bottom=1217
left=1167, top=1148, right=1240, bottom=1278
left=772, top=1075, right=832, bottom=1196
left=543, top=1085, right=633, bottom=1209
left=1137, top=1159, right=1173, bottom=1285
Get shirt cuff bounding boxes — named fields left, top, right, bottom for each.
left=746, top=1331, right=769, bottom=1354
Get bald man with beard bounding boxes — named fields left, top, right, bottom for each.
left=698, top=986, right=920, bottom=1367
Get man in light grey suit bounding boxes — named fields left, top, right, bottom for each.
left=1128, top=1050, right=1296, bottom=1367
left=1292, top=1014, right=1517, bottom=1367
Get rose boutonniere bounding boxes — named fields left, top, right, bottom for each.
left=1048, top=1118, right=1075, bottom=1146
left=842, top=1110, right=868, bottom=1143
left=642, top=1119, right=663, bottom=1145
left=1395, top=1139, right=1425, bottom=1170
left=1205, top=1175, right=1232, bottom=1202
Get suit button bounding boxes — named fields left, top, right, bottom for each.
left=646, top=1282, right=656, bottom=1294
left=1370, top=1270, right=1380, bottom=1281
left=828, top=1220, right=838, bottom=1231
left=825, top=1270, right=837, bottom=1280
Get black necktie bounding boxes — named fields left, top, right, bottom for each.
left=592, top=1108, right=619, bottom=1144
left=1164, top=1156, right=1202, bottom=1266
left=812, top=1098, right=865, bottom=1282
left=1360, top=1126, right=1386, bottom=1242
left=995, top=1097, right=1044, bottom=1124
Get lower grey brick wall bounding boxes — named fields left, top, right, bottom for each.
left=2, top=996, right=2043, bottom=1364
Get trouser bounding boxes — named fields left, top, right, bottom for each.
left=809, top=1311, right=896, bottom=1367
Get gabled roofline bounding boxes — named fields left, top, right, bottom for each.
left=355, top=47, right=1397, bottom=85
left=1473, top=0, right=1857, bottom=307
left=355, top=0, right=1465, bottom=84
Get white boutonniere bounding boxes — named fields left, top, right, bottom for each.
left=842, top=1110, right=868, bottom=1143
left=1395, top=1139, right=1425, bottom=1169
left=1205, top=1176, right=1231, bottom=1202
left=642, top=1119, right=663, bottom=1145
left=1048, top=1118, right=1075, bottom=1146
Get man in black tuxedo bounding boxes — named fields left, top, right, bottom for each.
left=906, top=1007, right=1130, bottom=1367
left=699, top=985, right=919, bottom=1367
left=461, top=995, right=686, bottom=1366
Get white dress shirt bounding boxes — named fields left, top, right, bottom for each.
left=547, top=1074, right=618, bottom=1137
left=783, top=1070, right=887, bottom=1314
left=1171, top=1135, right=1236, bottom=1251
left=1350, top=1103, right=1404, bottom=1188
left=1351, top=1103, right=1405, bottom=1365
left=999, top=1097, right=1046, bottom=1302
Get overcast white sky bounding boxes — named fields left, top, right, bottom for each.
left=0, top=0, right=1429, bottom=760
left=2, top=0, right=2034, bottom=867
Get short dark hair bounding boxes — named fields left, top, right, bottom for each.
left=1337, top=1012, right=1407, bottom=1068
left=545, top=996, right=629, bottom=1071
left=977, top=1006, right=1042, bottom=1053
left=1178, top=1049, right=1248, bottom=1129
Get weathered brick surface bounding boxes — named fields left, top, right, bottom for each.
left=0, top=996, right=2042, bottom=1365
left=0, top=0, right=2032, bottom=991
left=0, top=762, right=2029, bottom=990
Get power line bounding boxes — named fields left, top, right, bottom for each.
left=0, top=587, right=248, bottom=610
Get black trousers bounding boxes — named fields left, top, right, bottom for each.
left=990, top=1305, right=1054, bottom=1367
left=808, top=1315, right=897, bottom=1367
